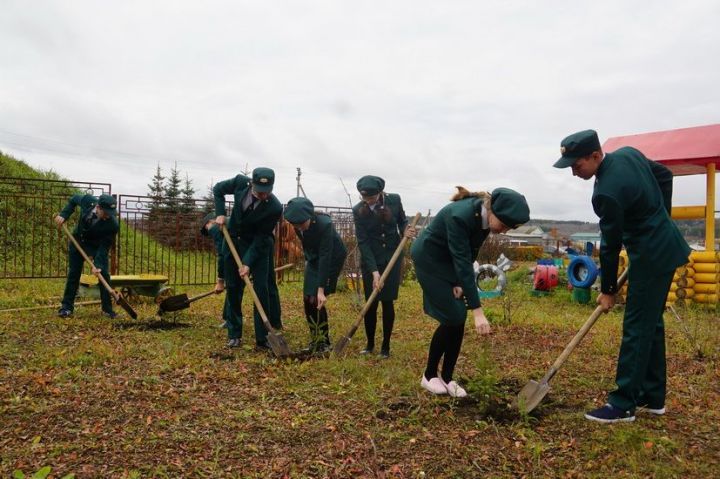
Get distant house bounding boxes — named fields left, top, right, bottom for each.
left=503, top=225, right=546, bottom=246
left=570, top=232, right=602, bottom=251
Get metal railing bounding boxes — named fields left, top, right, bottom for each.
left=0, top=177, right=111, bottom=279
left=0, top=177, right=357, bottom=285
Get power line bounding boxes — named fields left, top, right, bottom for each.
left=0, top=128, right=198, bottom=167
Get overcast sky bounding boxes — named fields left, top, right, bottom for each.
left=1, top=0, right=718, bottom=221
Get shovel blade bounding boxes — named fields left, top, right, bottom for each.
left=158, top=293, right=190, bottom=313
left=332, top=335, right=351, bottom=357
left=267, top=330, right=292, bottom=358
left=116, top=295, right=138, bottom=320
left=514, top=379, right=550, bottom=414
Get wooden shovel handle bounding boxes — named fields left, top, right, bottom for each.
left=220, top=225, right=276, bottom=332
left=187, top=290, right=218, bottom=303
left=541, top=267, right=629, bottom=383
left=346, top=212, right=422, bottom=337
left=61, top=224, right=118, bottom=299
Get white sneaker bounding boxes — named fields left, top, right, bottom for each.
left=420, top=376, right=448, bottom=395
left=441, top=379, right=467, bottom=398
left=637, top=405, right=666, bottom=415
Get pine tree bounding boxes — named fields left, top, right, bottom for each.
left=180, top=174, right=196, bottom=213
left=202, top=180, right=215, bottom=214
left=164, top=162, right=182, bottom=210
left=147, top=164, right=165, bottom=211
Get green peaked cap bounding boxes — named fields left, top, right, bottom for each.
left=284, top=197, right=314, bottom=224
left=491, top=187, right=530, bottom=228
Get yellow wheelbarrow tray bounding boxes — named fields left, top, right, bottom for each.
left=79, top=274, right=173, bottom=303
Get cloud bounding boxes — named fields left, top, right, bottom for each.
left=1, top=0, right=718, bottom=222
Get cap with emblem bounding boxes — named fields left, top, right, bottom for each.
left=356, top=175, right=385, bottom=197
left=490, top=187, right=530, bottom=228
left=283, top=197, right=314, bottom=224
left=252, top=167, right=275, bottom=193
left=199, top=212, right=215, bottom=236
left=97, top=194, right=117, bottom=217
left=554, top=129, right=602, bottom=168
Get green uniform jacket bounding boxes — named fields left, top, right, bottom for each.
left=352, top=193, right=408, bottom=300
left=59, top=194, right=119, bottom=260
left=297, top=213, right=348, bottom=296
left=213, top=174, right=282, bottom=269
left=593, top=147, right=691, bottom=293
left=411, top=197, right=488, bottom=311
left=208, top=225, right=225, bottom=280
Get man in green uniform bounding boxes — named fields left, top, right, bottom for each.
left=54, top=193, right=120, bottom=318
left=200, top=212, right=282, bottom=333
left=200, top=213, right=231, bottom=328
left=213, top=167, right=283, bottom=350
left=284, top=197, right=347, bottom=353
left=554, top=129, right=690, bottom=423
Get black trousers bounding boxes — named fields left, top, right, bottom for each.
left=363, top=299, right=395, bottom=351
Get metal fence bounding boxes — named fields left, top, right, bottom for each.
left=0, top=177, right=111, bottom=279
left=116, top=194, right=220, bottom=284
left=115, top=197, right=356, bottom=285
left=0, top=177, right=357, bottom=285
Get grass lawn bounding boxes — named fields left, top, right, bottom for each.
left=1, top=268, right=719, bottom=478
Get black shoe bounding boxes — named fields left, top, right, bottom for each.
left=58, top=308, right=73, bottom=318
left=102, top=310, right=117, bottom=319
left=378, top=349, right=390, bottom=359
left=360, top=347, right=374, bottom=355
left=226, top=338, right=242, bottom=348
left=255, top=341, right=271, bottom=352
left=315, top=342, right=331, bottom=354
left=584, top=404, right=635, bottom=423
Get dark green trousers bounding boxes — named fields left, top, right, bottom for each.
left=608, top=270, right=674, bottom=411
left=222, top=239, right=282, bottom=344
left=61, top=241, right=113, bottom=314
left=267, top=249, right=282, bottom=330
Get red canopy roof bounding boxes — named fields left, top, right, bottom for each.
left=602, top=124, right=720, bottom=176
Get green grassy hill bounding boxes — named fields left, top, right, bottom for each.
left=0, top=150, right=64, bottom=182
left=0, top=151, right=216, bottom=284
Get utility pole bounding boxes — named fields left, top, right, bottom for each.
left=296, top=167, right=307, bottom=198
left=339, top=177, right=353, bottom=208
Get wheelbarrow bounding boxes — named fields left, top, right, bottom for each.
left=79, top=273, right=173, bottom=304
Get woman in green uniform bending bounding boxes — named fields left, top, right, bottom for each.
left=411, top=187, right=529, bottom=397
left=284, top=197, right=347, bottom=353
left=352, top=175, right=415, bottom=358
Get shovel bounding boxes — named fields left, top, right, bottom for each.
left=0, top=300, right=101, bottom=314
left=157, top=289, right=217, bottom=315
left=60, top=224, right=138, bottom=319
left=221, top=225, right=293, bottom=358
left=333, top=212, right=421, bottom=356
left=514, top=268, right=629, bottom=414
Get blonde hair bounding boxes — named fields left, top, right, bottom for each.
left=450, top=186, right=491, bottom=209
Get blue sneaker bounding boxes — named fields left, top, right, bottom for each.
left=585, top=403, right=635, bottom=423
left=58, top=308, right=73, bottom=318
left=102, top=310, right=118, bottom=319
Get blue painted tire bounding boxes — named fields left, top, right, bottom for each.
left=568, top=256, right=598, bottom=288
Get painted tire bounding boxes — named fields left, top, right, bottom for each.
left=572, top=287, right=591, bottom=304
left=568, top=256, right=598, bottom=289
left=474, top=264, right=507, bottom=293
left=533, top=265, right=559, bottom=291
